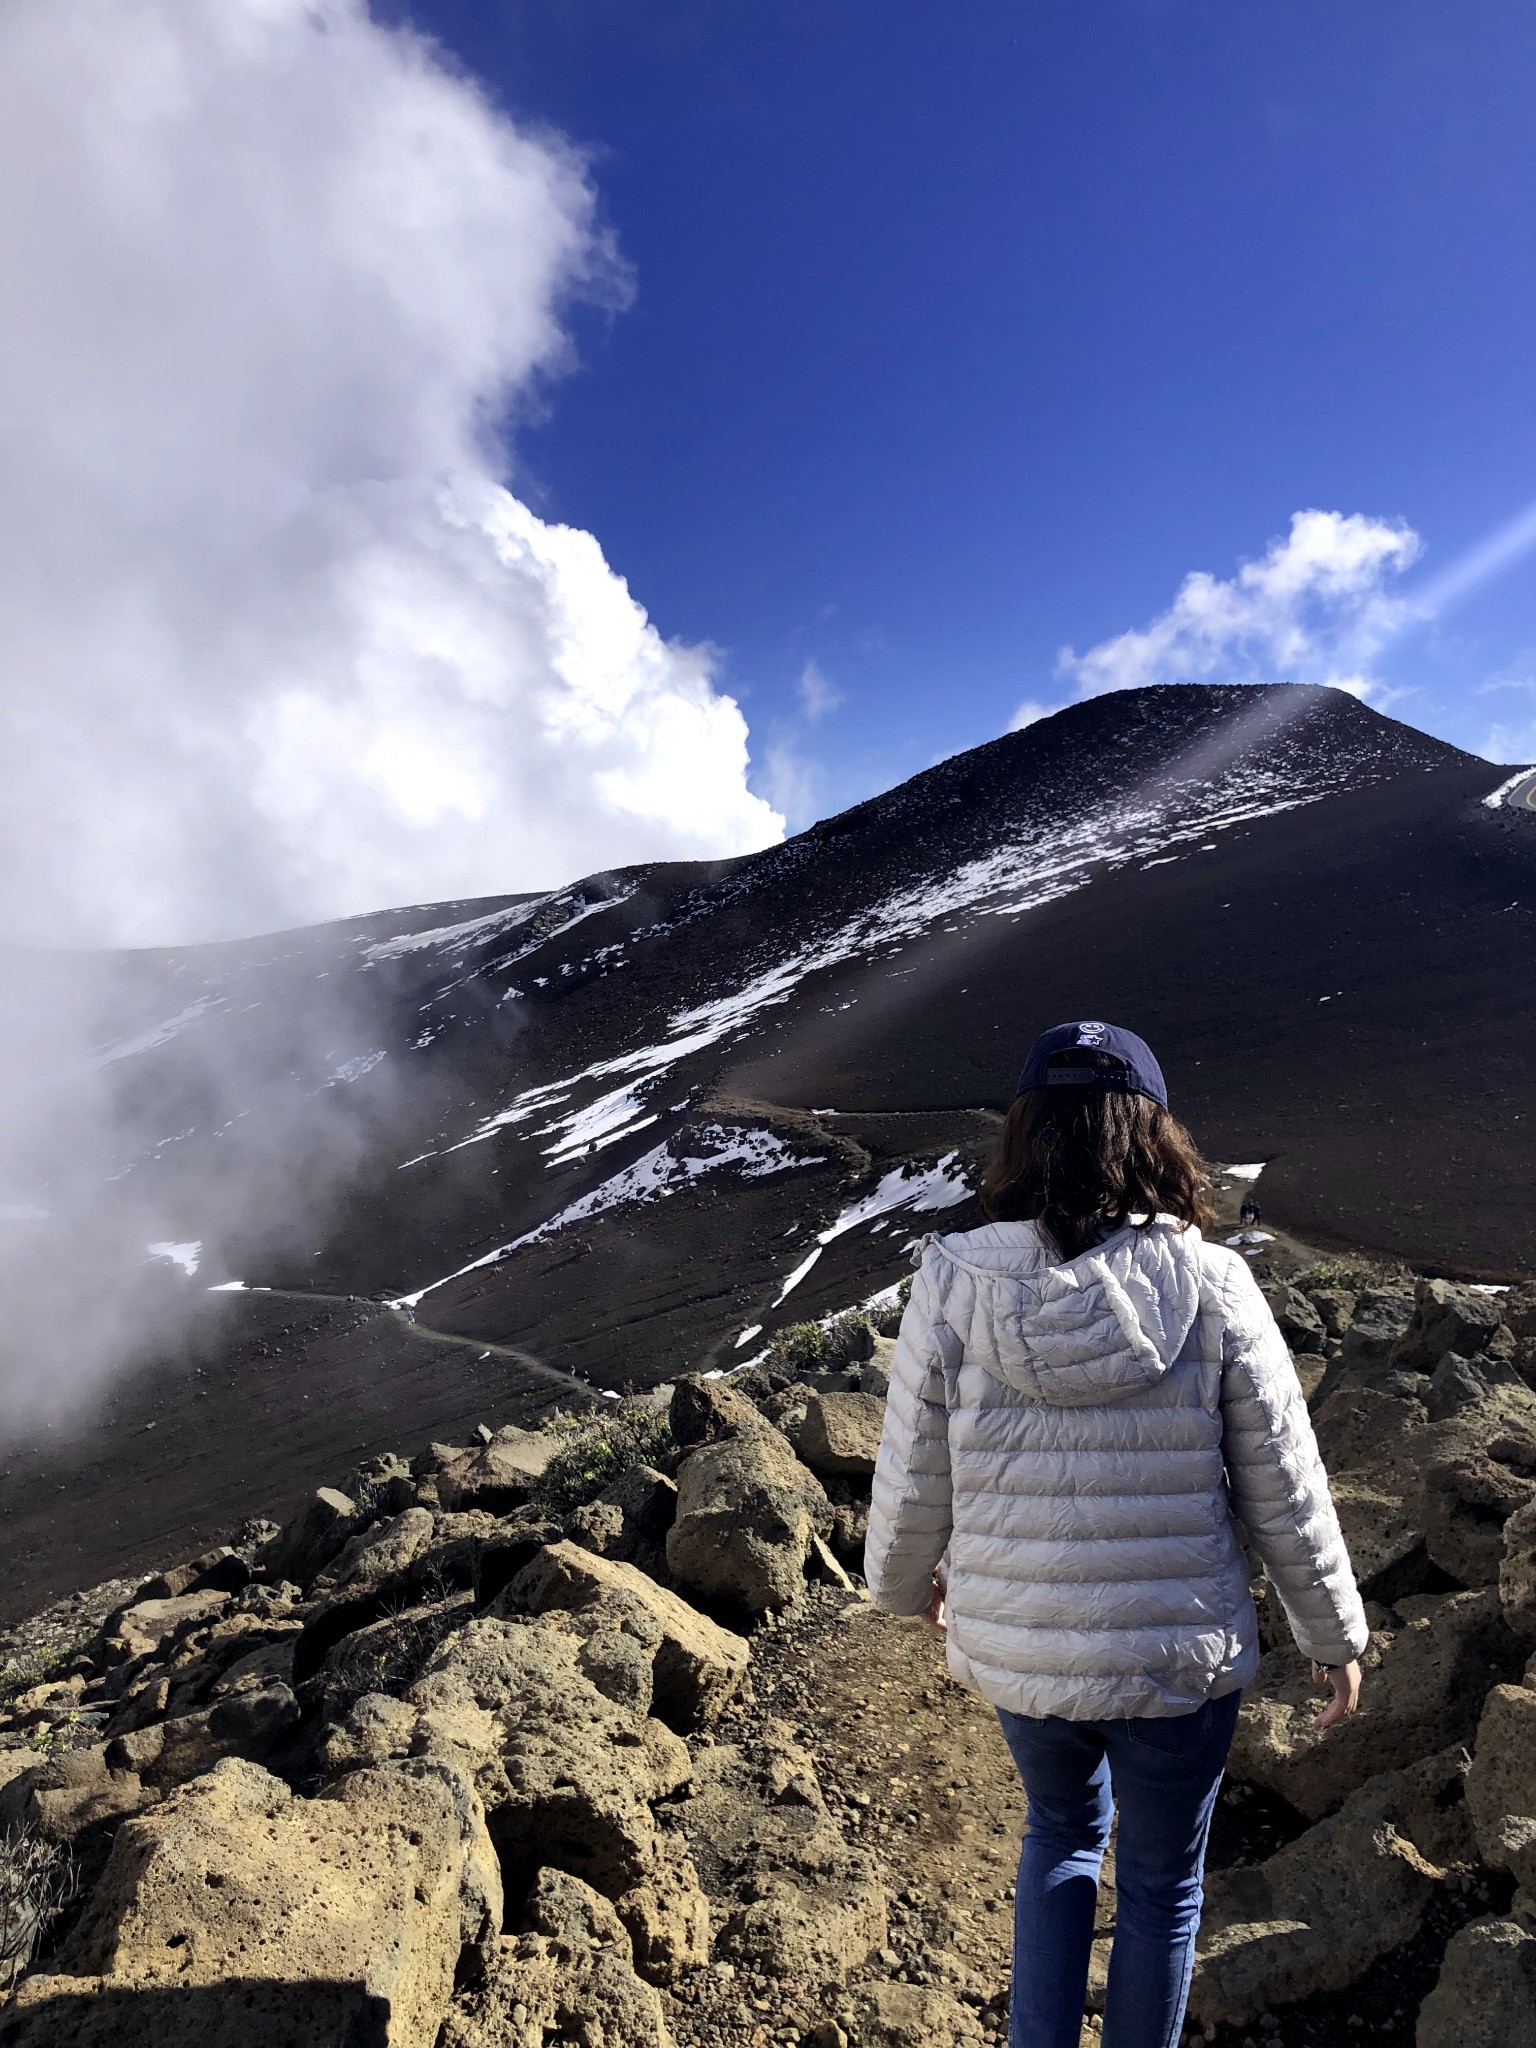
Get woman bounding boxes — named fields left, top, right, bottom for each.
left=864, top=1021, right=1367, bottom=2048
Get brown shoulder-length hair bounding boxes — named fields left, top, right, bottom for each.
left=981, top=1051, right=1215, bottom=1260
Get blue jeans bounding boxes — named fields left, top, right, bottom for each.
left=996, top=1690, right=1240, bottom=2048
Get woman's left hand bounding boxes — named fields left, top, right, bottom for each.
left=922, top=1579, right=947, bottom=1633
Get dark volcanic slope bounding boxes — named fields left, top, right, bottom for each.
left=3, top=684, right=1532, bottom=1613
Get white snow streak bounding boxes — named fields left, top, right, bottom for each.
left=1482, top=769, right=1533, bottom=810
left=147, top=1240, right=202, bottom=1276
left=92, top=997, right=224, bottom=1067
left=390, top=1122, right=824, bottom=1309
left=771, top=1153, right=972, bottom=1307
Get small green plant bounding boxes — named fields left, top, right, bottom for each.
left=27, top=1712, right=81, bottom=1760
left=0, top=1825, right=77, bottom=1989
left=0, top=1647, right=78, bottom=1714
left=1293, top=1257, right=1409, bottom=1296
left=763, top=1311, right=879, bottom=1376
left=532, top=1404, right=674, bottom=1517
left=764, top=1321, right=836, bottom=1373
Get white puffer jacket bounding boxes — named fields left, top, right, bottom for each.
left=864, top=1219, right=1368, bottom=1720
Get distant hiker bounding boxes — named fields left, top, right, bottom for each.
left=1239, top=1195, right=1261, bottom=1228
left=864, top=1021, right=1365, bottom=2048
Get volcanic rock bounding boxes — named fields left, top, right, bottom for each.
left=1416, top=1917, right=1536, bottom=2048
left=0, top=1745, right=150, bottom=1849
left=1391, top=1279, right=1512, bottom=1375
left=1465, top=1681, right=1536, bottom=1871
left=849, top=1982, right=987, bottom=2045
left=435, top=1428, right=553, bottom=1515
left=1227, top=1591, right=1518, bottom=1818
left=505, top=1539, right=748, bottom=1729
left=669, top=1728, right=887, bottom=1981
left=1305, top=1287, right=1359, bottom=1341
left=614, top=1834, right=712, bottom=1984
left=439, top=1869, right=672, bottom=2048
left=404, top=1616, right=692, bottom=1896
left=1187, top=1756, right=1454, bottom=2026
left=1, top=1755, right=498, bottom=2047
left=1341, top=1292, right=1416, bottom=1367
left=1261, top=1283, right=1326, bottom=1355
left=1425, top=1445, right=1536, bottom=1586
left=256, top=1485, right=362, bottom=1588
left=785, top=1391, right=886, bottom=1479
left=668, top=1376, right=765, bottom=1449
left=667, top=1421, right=834, bottom=1616
left=96, top=1589, right=231, bottom=1668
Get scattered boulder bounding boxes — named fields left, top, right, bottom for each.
left=1465, top=1682, right=1536, bottom=1869
left=849, top=1982, right=986, bottom=2045
left=670, top=1728, right=886, bottom=1981
left=1305, top=1287, right=1359, bottom=1341
left=406, top=1616, right=692, bottom=1897
left=95, top=1590, right=230, bottom=1669
left=1427, top=1350, right=1528, bottom=1422
left=1228, top=1591, right=1519, bottom=1819
left=667, top=1425, right=833, bottom=1616
left=1261, top=1283, right=1327, bottom=1355
left=505, top=1540, right=748, bottom=1729
left=1391, top=1279, right=1512, bottom=1375
left=669, top=1376, right=765, bottom=1449
left=1188, top=1756, right=1455, bottom=2027
left=315, top=1505, right=437, bottom=1596
left=2, top=1756, right=498, bottom=2047
left=0, top=1745, right=151, bottom=1848
left=860, top=1340, right=894, bottom=1399
left=436, top=1428, right=553, bottom=1515
left=256, top=1485, right=359, bottom=1587
left=1426, top=1445, right=1536, bottom=1586
left=563, top=1464, right=678, bottom=1580
left=785, top=1391, right=886, bottom=1480
left=1341, top=1291, right=1416, bottom=1367
left=1416, top=1917, right=1536, bottom=2048
left=1501, top=1500, right=1536, bottom=1641
left=103, top=1688, right=299, bottom=1789
left=614, top=1834, right=711, bottom=1983
left=439, top=1867, right=672, bottom=2048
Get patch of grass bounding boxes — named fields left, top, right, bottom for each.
left=764, top=1310, right=880, bottom=1375
left=317, top=1597, right=468, bottom=1723
left=531, top=1405, right=674, bottom=1517
left=1294, top=1257, right=1410, bottom=1295
left=0, top=1647, right=79, bottom=1714
left=0, top=1826, right=77, bottom=1990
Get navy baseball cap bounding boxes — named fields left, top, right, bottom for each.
left=1016, top=1021, right=1168, bottom=1108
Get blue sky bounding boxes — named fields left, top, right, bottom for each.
left=395, top=0, right=1536, bottom=822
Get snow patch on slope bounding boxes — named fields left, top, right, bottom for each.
left=390, top=1122, right=825, bottom=1310
left=772, top=1153, right=972, bottom=1307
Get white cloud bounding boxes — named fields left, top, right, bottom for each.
left=1057, top=510, right=1422, bottom=704
left=797, top=659, right=843, bottom=723
left=0, top=0, right=782, bottom=946
left=1009, top=698, right=1053, bottom=731
left=757, top=738, right=824, bottom=832
left=1481, top=721, right=1536, bottom=765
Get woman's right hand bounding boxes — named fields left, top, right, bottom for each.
left=1311, top=1660, right=1362, bottom=1730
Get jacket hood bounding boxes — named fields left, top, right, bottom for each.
left=928, top=1219, right=1206, bottom=1406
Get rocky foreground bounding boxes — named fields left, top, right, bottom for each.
left=5, top=1271, right=1536, bottom=2047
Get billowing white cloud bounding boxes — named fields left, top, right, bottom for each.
left=1057, top=510, right=1422, bottom=704
left=1009, top=698, right=1051, bottom=731
left=0, top=0, right=783, bottom=947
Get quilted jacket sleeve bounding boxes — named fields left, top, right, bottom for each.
left=1216, top=1253, right=1370, bottom=1667
left=864, top=1248, right=957, bottom=1616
